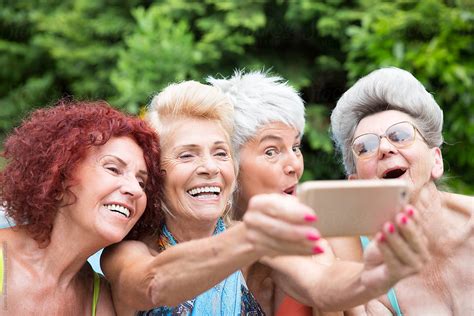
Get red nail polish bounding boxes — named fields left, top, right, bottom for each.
left=304, top=214, right=318, bottom=222
left=407, top=208, right=414, bottom=217
left=400, top=215, right=408, bottom=225
left=387, top=223, right=395, bottom=234
left=307, top=232, right=320, bottom=241
left=313, top=246, right=324, bottom=254
left=377, top=233, right=386, bottom=243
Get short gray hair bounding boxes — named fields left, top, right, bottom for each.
left=207, top=70, right=305, bottom=153
left=331, top=67, right=444, bottom=175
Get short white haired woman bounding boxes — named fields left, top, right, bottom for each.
left=331, top=67, right=474, bottom=315
left=209, top=70, right=431, bottom=315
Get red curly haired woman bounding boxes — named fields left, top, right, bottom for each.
left=0, top=101, right=162, bottom=315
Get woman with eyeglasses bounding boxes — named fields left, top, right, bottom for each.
left=331, top=67, right=474, bottom=315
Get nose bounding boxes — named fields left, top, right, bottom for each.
left=196, top=155, right=220, bottom=177
left=283, top=151, right=303, bottom=176
left=378, top=136, right=397, bottom=159
left=120, top=176, right=145, bottom=199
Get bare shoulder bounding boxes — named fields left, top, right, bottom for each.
left=101, top=240, right=155, bottom=276
left=104, top=239, right=157, bottom=258
left=443, top=191, right=474, bottom=213
left=96, top=275, right=117, bottom=316
left=442, top=191, right=474, bottom=231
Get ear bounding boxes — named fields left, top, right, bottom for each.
left=348, top=174, right=358, bottom=180
left=431, top=147, right=444, bottom=180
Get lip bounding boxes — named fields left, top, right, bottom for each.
left=187, top=182, right=223, bottom=192
left=104, top=201, right=135, bottom=219
left=186, top=182, right=225, bottom=202
left=283, top=184, right=298, bottom=196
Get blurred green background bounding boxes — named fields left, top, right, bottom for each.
left=1, top=0, right=473, bottom=193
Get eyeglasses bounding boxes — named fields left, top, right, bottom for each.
left=351, top=121, right=426, bottom=159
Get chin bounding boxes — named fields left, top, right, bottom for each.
left=97, top=226, right=130, bottom=245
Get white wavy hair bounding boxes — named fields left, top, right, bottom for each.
left=207, top=70, right=305, bottom=154
left=331, top=67, right=444, bottom=175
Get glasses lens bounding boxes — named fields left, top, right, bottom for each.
left=387, top=122, right=415, bottom=145
left=352, top=134, right=379, bottom=157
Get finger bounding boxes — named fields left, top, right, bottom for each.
left=248, top=194, right=318, bottom=225
left=245, top=226, right=322, bottom=257
left=382, top=221, right=423, bottom=270
left=375, top=231, right=401, bottom=274
left=394, top=212, right=430, bottom=264
left=403, top=205, right=424, bottom=229
left=244, top=211, right=321, bottom=244
left=244, top=212, right=324, bottom=256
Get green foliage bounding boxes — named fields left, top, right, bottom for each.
left=342, top=0, right=474, bottom=193
left=1, top=0, right=472, bottom=193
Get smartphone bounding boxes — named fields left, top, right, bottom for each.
left=297, top=179, right=409, bottom=237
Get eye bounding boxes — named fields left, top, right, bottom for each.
left=105, top=165, right=121, bottom=174
left=178, top=152, right=194, bottom=159
left=215, top=149, right=229, bottom=158
left=264, top=148, right=279, bottom=158
left=137, top=178, right=146, bottom=190
left=292, top=144, right=302, bottom=154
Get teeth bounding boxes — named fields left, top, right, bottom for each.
left=187, top=186, right=221, bottom=196
left=105, top=204, right=131, bottom=218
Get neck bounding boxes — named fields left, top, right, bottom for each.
left=412, top=181, right=441, bottom=216
left=165, top=216, right=219, bottom=242
left=234, top=193, right=249, bottom=221
left=18, top=215, right=106, bottom=287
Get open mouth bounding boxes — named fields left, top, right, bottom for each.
left=187, top=186, right=221, bottom=199
left=283, top=185, right=296, bottom=195
left=105, top=204, right=131, bottom=218
left=382, top=168, right=407, bottom=179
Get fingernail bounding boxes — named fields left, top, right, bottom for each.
left=306, top=232, right=320, bottom=241
left=313, top=246, right=324, bottom=254
left=387, top=223, right=395, bottom=234
left=407, top=208, right=414, bottom=217
left=377, top=233, right=386, bottom=243
left=400, top=215, right=408, bottom=225
left=304, top=214, right=318, bottom=222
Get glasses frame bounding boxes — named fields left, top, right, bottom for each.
left=351, top=121, right=426, bottom=159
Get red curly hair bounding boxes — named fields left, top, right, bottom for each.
left=0, top=100, right=163, bottom=245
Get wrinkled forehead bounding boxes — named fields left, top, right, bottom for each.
left=354, top=110, right=415, bottom=137
left=251, top=121, right=301, bottom=143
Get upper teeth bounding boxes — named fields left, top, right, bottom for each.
left=187, top=186, right=221, bottom=196
left=105, top=204, right=131, bottom=218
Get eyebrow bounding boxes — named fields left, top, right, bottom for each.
left=105, top=155, right=148, bottom=176
left=259, top=132, right=301, bottom=144
left=173, top=141, right=228, bottom=150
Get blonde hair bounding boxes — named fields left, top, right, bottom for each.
left=147, top=80, right=237, bottom=225
left=147, top=81, right=234, bottom=144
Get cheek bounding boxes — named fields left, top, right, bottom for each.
left=297, top=157, right=304, bottom=178
left=138, top=196, right=147, bottom=214
left=221, top=162, right=236, bottom=184
left=355, top=159, right=377, bottom=178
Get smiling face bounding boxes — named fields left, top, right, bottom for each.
left=160, top=118, right=235, bottom=224
left=238, top=121, right=304, bottom=209
left=63, top=136, right=148, bottom=243
left=350, top=110, right=443, bottom=198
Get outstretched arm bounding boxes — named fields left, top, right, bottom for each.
left=102, top=194, right=324, bottom=313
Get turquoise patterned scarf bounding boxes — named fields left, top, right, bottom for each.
left=139, top=218, right=245, bottom=316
